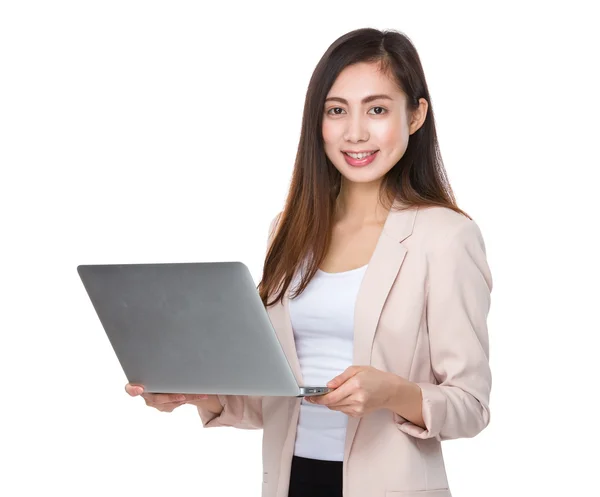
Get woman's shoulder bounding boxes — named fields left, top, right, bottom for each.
left=416, top=204, right=470, bottom=227
left=413, top=205, right=483, bottom=251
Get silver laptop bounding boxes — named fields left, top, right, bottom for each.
left=77, top=261, right=331, bottom=397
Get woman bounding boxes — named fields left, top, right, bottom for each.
left=126, top=27, right=493, bottom=497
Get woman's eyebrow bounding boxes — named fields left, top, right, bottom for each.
left=324, top=94, right=393, bottom=105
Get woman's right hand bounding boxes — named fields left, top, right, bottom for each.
left=125, top=383, right=210, bottom=412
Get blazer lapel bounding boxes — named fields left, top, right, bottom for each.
left=352, top=199, right=417, bottom=366
left=342, top=199, right=418, bottom=490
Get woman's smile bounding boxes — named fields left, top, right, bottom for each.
left=342, top=150, right=379, bottom=167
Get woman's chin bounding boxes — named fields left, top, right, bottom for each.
left=339, top=167, right=385, bottom=184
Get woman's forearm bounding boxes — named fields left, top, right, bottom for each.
left=385, top=376, right=426, bottom=429
left=197, top=394, right=224, bottom=415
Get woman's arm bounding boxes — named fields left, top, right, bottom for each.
left=393, top=219, right=493, bottom=441
left=195, top=394, right=224, bottom=415
left=385, top=378, right=426, bottom=430
left=196, top=395, right=263, bottom=429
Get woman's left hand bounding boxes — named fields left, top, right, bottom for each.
left=305, top=365, right=405, bottom=418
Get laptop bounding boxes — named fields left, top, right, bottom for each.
left=77, top=261, right=331, bottom=397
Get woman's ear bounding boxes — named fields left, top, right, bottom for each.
left=409, top=98, right=428, bottom=135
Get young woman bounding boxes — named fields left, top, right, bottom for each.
left=126, top=28, right=493, bottom=497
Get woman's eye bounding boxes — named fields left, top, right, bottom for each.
left=326, top=106, right=387, bottom=115
left=368, top=106, right=387, bottom=115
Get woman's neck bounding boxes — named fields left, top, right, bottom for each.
left=335, top=179, right=388, bottom=226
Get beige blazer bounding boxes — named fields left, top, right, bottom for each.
left=197, top=199, right=493, bottom=497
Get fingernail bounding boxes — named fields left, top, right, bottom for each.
left=176, top=395, right=186, bottom=401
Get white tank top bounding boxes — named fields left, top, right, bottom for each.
left=288, top=263, right=368, bottom=461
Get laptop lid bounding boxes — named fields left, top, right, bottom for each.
left=77, top=261, right=306, bottom=396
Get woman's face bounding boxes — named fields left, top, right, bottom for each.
left=322, top=61, right=427, bottom=186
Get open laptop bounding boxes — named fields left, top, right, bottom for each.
left=77, top=261, right=331, bottom=397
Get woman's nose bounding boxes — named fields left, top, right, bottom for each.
left=343, top=116, right=369, bottom=143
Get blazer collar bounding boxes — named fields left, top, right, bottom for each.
left=269, top=198, right=418, bottom=387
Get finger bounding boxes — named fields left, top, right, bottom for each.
left=325, top=403, right=355, bottom=412
left=319, top=397, right=365, bottom=416
left=331, top=407, right=364, bottom=418
left=327, top=366, right=363, bottom=388
left=125, top=383, right=145, bottom=396
left=156, top=401, right=187, bottom=412
left=182, top=394, right=210, bottom=402
left=309, top=382, right=355, bottom=406
left=143, top=393, right=187, bottom=405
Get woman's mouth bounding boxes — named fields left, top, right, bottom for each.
left=342, top=150, right=379, bottom=167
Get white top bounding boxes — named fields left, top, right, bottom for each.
left=288, top=263, right=368, bottom=461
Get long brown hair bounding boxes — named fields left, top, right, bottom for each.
left=258, top=28, right=470, bottom=308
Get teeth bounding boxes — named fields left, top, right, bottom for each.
left=346, top=151, right=376, bottom=159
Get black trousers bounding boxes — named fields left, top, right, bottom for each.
left=287, top=455, right=343, bottom=497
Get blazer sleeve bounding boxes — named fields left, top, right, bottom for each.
left=196, top=212, right=283, bottom=430
left=395, top=219, right=493, bottom=441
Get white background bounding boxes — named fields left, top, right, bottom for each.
left=1, top=1, right=598, bottom=496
